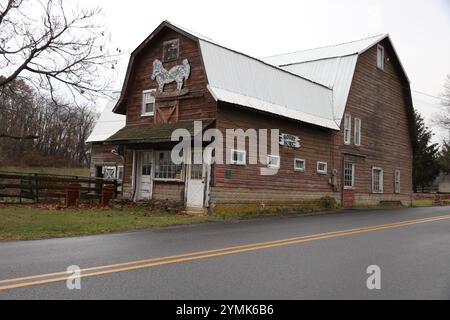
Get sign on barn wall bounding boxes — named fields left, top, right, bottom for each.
left=279, top=133, right=301, bottom=149
left=151, top=59, right=191, bottom=92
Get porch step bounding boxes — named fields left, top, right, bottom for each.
left=183, top=207, right=207, bottom=216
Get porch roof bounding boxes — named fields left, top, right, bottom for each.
left=104, top=120, right=214, bottom=144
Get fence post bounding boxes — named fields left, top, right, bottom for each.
left=34, top=173, right=39, bottom=203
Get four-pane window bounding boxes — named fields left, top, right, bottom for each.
left=317, top=161, right=328, bottom=174
left=267, top=155, right=280, bottom=169
left=294, top=158, right=306, bottom=172
left=231, top=150, right=246, bottom=165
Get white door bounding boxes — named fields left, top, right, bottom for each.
left=186, top=163, right=205, bottom=208
left=138, top=152, right=153, bottom=200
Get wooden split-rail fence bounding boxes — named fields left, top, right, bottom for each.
left=0, top=171, right=120, bottom=204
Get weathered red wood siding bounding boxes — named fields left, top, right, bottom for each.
left=334, top=39, right=413, bottom=205
left=89, top=143, right=123, bottom=177
left=123, top=28, right=216, bottom=126
left=211, top=104, right=340, bottom=205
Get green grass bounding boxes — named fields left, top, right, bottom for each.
left=0, top=204, right=339, bottom=241
left=0, top=206, right=294, bottom=241
left=412, top=199, right=434, bottom=207
left=0, top=166, right=90, bottom=177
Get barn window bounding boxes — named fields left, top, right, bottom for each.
left=103, top=166, right=116, bottom=180
left=230, top=149, right=246, bottom=165
left=142, top=90, right=156, bottom=116
left=377, top=45, right=385, bottom=70
left=163, top=39, right=179, bottom=62
left=294, top=158, right=306, bottom=172
left=394, top=170, right=401, bottom=194
left=267, top=155, right=280, bottom=169
left=372, top=167, right=384, bottom=193
left=317, top=161, right=328, bottom=174
left=344, top=163, right=355, bottom=188
left=344, top=113, right=352, bottom=145
left=354, top=117, right=361, bottom=146
left=154, top=151, right=184, bottom=181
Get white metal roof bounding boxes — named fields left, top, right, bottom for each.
left=86, top=92, right=125, bottom=143
left=280, top=56, right=358, bottom=124
left=262, top=34, right=387, bottom=66
left=199, top=39, right=338, bottom=130
left=261, top=34, right=408, bottom=124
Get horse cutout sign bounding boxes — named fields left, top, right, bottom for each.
left=151, top=58, right=191, bottom=93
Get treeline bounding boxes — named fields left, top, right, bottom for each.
left=0, top=78, right=98, bottom=167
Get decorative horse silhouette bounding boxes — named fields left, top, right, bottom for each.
left=151, top=59, right=191, bottom=92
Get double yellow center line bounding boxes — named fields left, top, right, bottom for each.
left=1, top=213, right=450, bottom=291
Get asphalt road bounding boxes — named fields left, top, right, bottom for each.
left=1, top=206, right=450, bottom=300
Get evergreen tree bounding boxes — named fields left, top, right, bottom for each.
left=413, top=111, right=441, bottom=192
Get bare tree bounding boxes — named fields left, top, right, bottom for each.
left=0, top=78, right=98, bottom=166
left=0, top=0, right=118, bottom=104
left=436, top=75, right=450, bottom=130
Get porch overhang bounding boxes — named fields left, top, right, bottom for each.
left=104, top=120, right=214, bottom=145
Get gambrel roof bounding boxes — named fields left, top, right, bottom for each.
left=262, top=34, right=411, bottom=125
left=114, top=21, right=339, bottom=130
left=114, top=21, right=411, bottom=131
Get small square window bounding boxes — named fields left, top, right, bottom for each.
left=377, top=45, right=385, bottom=70
left=267, top=155, right=280, bottom=169
left=294, top=158, right=306, bottom=172
left=317, top=162, right=328, bottom=174
left=142, top=90, right=155, bottom=116
left=231, top=150, right=246, bottom=165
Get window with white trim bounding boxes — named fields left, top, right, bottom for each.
left=354, top=117, right=361, bottom=146
left=142, top=90, right=156, bottom=116
left=230, top=149, right=246, bottom=165
left=394, top=170, right=401, bottom=194
left=372, top=167, right=384, bottom=193
left=154, top=151, right=183, bottom=181
left=294, top=158, right=306, bottom=172
left=267, top=155, right=280, bottom=169
left=377, top=45, right=385, bottom=70
left=344, top=163, right=355, bottom=188
left=317, top=161, right=328, bottom=174
left=344, top=113, right=352, bottom=145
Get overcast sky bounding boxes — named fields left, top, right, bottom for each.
left=82, top=0, right=450, bottom=143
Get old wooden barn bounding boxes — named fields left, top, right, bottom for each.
left=88, top=21, right=414, bottom=213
